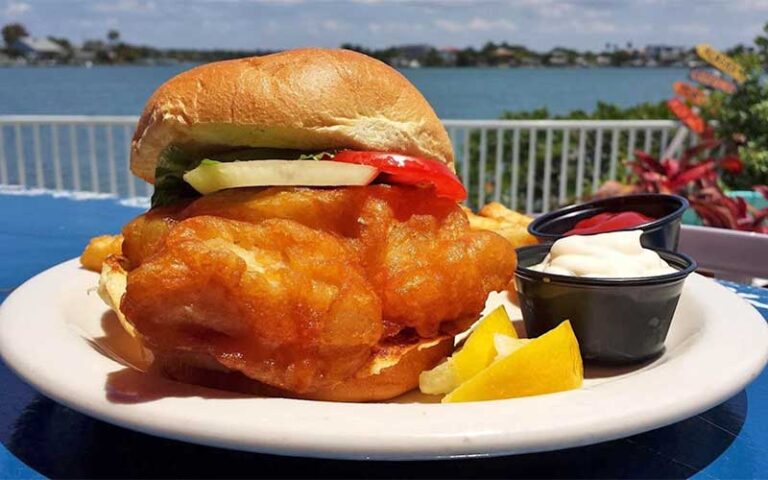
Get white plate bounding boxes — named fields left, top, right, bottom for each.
left=1, top=259, right=767, bottom=460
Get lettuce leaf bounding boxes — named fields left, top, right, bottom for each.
left=298, top=152, right=334, bottom=161
left=150, top=145, right=204, bottom=208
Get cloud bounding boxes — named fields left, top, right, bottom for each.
left=3, top=1, right=31, bottom=17
left=732, top=0, right=768, bottom=10
left=675, top=23, right=711, bottom=35
left=367, top=21, right=424, bottom=34
left=93, top=0, right=156, bottom=13
left=572, top=19, right=617, bottom=33
left=352, top=0, right=480, bottom=4
left=319, top=19, right=342, bottom=31
left=434, top=17, right=516, bottom=33
left=539, top=18, right=617, bottom=34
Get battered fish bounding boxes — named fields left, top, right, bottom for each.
left=121, top=186, right=516, bottom=393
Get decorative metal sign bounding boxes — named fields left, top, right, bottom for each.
left=673, top=81, right=708, bottom=105
left=695, top=44, right=745, bottom=83
left=667, top=98, right=706, bottom=134
left=689, top=68, right=737, bottom=93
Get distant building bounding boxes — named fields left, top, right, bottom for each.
left=490, top=47, right=519, bottom=67
left=397, top=44, right=431, bottom=59
left=520, top=56, right=541, bottom=67
left=438, top=47, right=459, bottom=66
left=389, top=44, right=431, bottom=68
left=9, top=37, right=66, bottom=61
left=390, top=56, right=421, bottom=68
left=596, top=54, right=612, bottom=66
left=548, top=49, right=570, bottom=66
left=72, top=48, right=96, bottom=65
left=644, top=44, right=686, bottom=64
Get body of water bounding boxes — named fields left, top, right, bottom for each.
left=0, top=65, right=687, bottom=118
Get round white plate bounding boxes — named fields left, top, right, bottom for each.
left=1, top=259, right=767, bottom=460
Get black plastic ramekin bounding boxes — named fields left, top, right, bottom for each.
left=514, top=243, right=697, bottom=364
left=527, top=194, right=689, bottom=251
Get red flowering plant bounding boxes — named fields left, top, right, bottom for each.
left=627, top=140, right=768, bottom=233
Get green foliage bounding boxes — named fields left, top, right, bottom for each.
left=457, top=101, right=673, bottom=211
left=707, top=53, right=768, bottom=190
left=2, top=22, right=29, bottom=55
left=151, top=146, right=203, bottom=208
left=501, top=101, right=673, bottom=121
left=753, top=22, right=768, bottom=66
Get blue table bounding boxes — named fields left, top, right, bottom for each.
left=1, top=192, right=767, bottom=479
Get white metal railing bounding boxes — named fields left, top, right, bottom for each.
left=444, top=119, right=689, bottom=212
left=0, top=115, right=692, bottom=213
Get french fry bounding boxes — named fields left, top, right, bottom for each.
left=80, top=235, right=124, bottom=272
left=464, top=202, right=538, bottom=305
left=464, top=203, right=537, bottom=248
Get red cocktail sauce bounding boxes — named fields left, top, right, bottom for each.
left=565, top=211, right=655, bottom=236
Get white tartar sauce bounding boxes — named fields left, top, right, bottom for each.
left=530, top=230, right=676, bottom=278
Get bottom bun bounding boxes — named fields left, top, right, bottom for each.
left=151, top=335, right=454, bottom=402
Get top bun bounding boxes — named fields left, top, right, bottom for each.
left=131, top=48, right=454, bottom=183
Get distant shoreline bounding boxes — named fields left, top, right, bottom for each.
left=0, top=63, right=690, bottom=70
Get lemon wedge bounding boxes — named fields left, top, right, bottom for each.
left=442, top=321, right=583, bottom=403
left=419, top=306, right=516, bottom=395
left=453, top=306, right=517, bottom=382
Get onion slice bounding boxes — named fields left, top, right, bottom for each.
left=183, top=160, right=379, bottom=195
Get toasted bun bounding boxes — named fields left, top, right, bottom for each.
left=131, top=48, right=454, bottom=183
left=151, top=335, right=453, bottom=402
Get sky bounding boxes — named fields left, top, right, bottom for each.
left=1, top=0, right=766, bottom=52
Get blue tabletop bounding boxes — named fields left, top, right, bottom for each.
left=1, top=191, right=767, bottom=479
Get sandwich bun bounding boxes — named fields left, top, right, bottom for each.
left=151, top=336, right=453, bottom=402
left=131, top=48, right=454, bottom=183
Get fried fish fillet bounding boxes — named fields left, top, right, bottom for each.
left=120, top=186, right=516, bottom=394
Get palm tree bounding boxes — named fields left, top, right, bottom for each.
left=2, top=23, right=29, bottom=49
left=107, top=29, right=120, bottom=44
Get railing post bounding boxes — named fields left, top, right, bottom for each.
left=542, top=128, right=553, bottom=213
left=592, top=128, right=604, bottom=193
left=14, top=125, right=26, bottom=187
left=510, top=128, right=520, bottom=210
left=609, top=127, right=620, bottom=181
left=106, top=125, right=118, bottom=195
left=525, top=128, right=537, bottom=215
left=124, top=125, right=136, bottom=199
left=627, top=129, right=637, bottom=163
left=493, top=128, right=504, bottom=204
left=33, top=123, right=44, bottom=189
left=461, top=128, right=470, bottom=189
left=88, top=125, right=99, bottom=193
left=477, top=129, right=488, bottom=207
left=559, top=128, right=570, bottom=206
left=51, top=125, right=62, bottom=191
left=0, top=127, right=7, bottom=185
left=69, top=124, right=81, bottom=191
left=643, top=128, right=652, bottom=154
left=575, top=128, right=587, bottom=201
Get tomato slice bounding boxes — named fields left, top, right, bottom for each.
left=565, top=211, right=655, bottom=235
left=331, top=151, right=467, bottom=201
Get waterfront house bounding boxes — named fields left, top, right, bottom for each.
left=595, top=54, right=612, bottom=66
left=72, top=48, right=97, bottom=66
left=547, top=49, right=570, bottom=66
left=644, top=44, right=687, bottom=65
left=438, top=47, right=459, bottom=66
left=9, top=37, right=66, bottom=63
left=489, top=47, right=520, bottom=67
